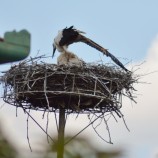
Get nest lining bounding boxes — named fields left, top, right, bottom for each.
left=2, top=57, right=135, bottom=114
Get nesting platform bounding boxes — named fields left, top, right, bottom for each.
left=2, top=57, right=135, bottom=114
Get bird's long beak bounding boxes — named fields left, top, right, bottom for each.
left=52, top=44, right=56, bottom=58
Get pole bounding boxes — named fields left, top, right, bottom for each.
left=57, top=107, right=65, bottom=158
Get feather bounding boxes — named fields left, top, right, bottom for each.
left=78, top=35, right=129, bottom=72
left=53, top=26, right=129, bottom=72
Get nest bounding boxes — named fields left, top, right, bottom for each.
left=2, top=56, right=136, bottom=115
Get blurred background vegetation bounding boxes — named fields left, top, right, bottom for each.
left=43, top=136, right=123, bottom=158
left=0, top=122, right=123, bottom=158
left=0, top=124, right=17, bottom=158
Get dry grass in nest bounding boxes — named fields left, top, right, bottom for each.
left=1, top=56, right=136, bottom=116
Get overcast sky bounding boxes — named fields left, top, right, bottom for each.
left=0, top=1, right=158, bottom=158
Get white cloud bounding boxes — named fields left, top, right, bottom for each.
left=83, top=34, right=158, bottom=157
left=146, top=35, right=158, bottom=63
left=112, top=35, right=158, bottom=157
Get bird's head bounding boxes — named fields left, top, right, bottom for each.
left=52, top=43, right=56, bottom=58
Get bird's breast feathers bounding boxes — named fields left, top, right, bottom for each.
left=57, top=52, right=83, bottom=67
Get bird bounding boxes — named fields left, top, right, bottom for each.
left=57, top=50, right=83, bottom=67
left=53, top=26, right=129, bottom=72
left=52, top=27, right=84, bottom=67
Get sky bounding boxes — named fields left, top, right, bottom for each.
left=0, top=0, right=158, bottom=158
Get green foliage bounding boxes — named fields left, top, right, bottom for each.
left=0, top=127, right=17, bottom=158
left=43, top=136, right=122, bottom=158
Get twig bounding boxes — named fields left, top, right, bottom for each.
left=119, top=110, right=130, bottom=132
left=94, top=99, right=103, bottom=108
left=54, top=111, right=59, bottom=132
left=103, top=117, right=113, bottom=144
left=90, top=113, right=113, bottom=144
left=26, top=113, right=32, bottom=151
left=64, top=113, right=103, bottom=145
left=94, top=77, right=97, bottom=95
left=46, top=111, right=50, bottom=143
left=23, top=108, right=55, bottom=143
left=44, top=69, right=50, bottom=109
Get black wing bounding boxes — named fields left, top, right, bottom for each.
left=59, top=26, right=79, bottom=46
left=79, top=35, right=129, bottom=72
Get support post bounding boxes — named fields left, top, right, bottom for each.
left=57, top=107, right=65, bottom=158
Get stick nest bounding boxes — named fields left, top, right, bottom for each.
left=2, top=56, right=136, bottom=114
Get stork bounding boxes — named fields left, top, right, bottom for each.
left=53, top=26, right=129, bottom=72
left=52, top=27, right=84, bottom=67
left=57, top=50, right=83, bottom=67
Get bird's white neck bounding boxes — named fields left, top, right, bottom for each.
left=54, top=41, right=68, bottom=53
